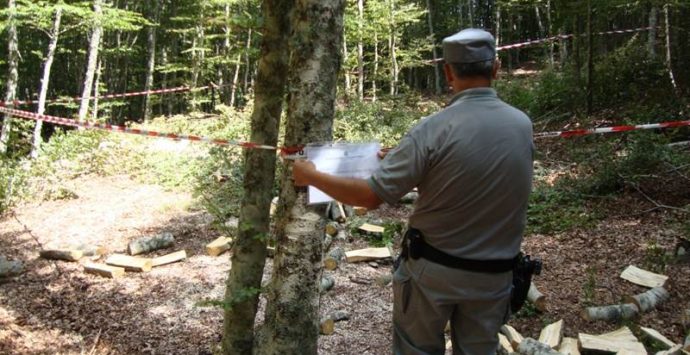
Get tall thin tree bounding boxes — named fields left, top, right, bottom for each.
left=257, top=0, right=345, bottom=353
left=77, top=0, right=103, bottom=121
left=221, top=0, right=293, bottom=354
left=0, top=0, right=20, bottom=155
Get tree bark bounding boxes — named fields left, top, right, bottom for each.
left=143, top=0, right=161, bottom=122
left=426, top=0, right=441, bottom=94
left=357, top=0, right=365, bottom=100
left=343, top=33, right=351, bottom=95
left=78, top=0, right=103, bottom=121
left=389, top=0, right=398, bottom=96
left=220, top=0, right=293, bottom=354
left=648, top=6, right=658, bottom=59
left=256, top=0, right=344, bottom=353
left=586, top=0, right=593, bottom=115
left=0, top=0, right=20, bottom=155
left=664, top=4, right=679, bottom=95
left=242, top=29, right=253, bottom=95
left=31, top=6, right=63, bottom=158
left=230, top=53, right=242, bottom=107
left=372, top=32, right=378, bottom=102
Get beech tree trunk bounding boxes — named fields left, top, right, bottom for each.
left=389, top=0, right=399, bottom=96
left=664, top=4, right=679, bottom=94
left=372, top=32, right=378, bottom=102
left=31, top=6, right=62, bottom=158
left=78, top=0, right=103, bottom=121
left=0, top=0, right=20, bottom=155
left=220, top=1, right=293, bottom=354
left=648, top=6, right=658, bottom=59
left=357, top=0, right=365, bottom=100
left=242, top=29, right=253, bottom=95
left=343, top=33, right=351, bottom=95
left=426, top=0, right=441, bottom=94
left=143, top=0, right=161, bottom=122
left=256, top=0, right=344, bottom=353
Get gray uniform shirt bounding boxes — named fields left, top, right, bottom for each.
left=368, top=87, right=533, bottom=261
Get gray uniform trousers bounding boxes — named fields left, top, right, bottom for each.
left=392, top=257, right=512, bottom=355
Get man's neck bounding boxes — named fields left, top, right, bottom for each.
left=452, top=79, right=492, bottom=94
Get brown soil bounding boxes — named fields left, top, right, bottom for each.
left=1, top=173, right=689, bottom=354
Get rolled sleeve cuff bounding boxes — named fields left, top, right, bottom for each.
left=367, top=175, right=400, bottom=206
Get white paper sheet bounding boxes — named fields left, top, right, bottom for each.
left=306, top=142, right=381, bottom=204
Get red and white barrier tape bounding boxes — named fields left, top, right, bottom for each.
left=534, top=120, right=690, bottom=139
left=427, top=26, right=654, bottom=64
left=0, top=83, right=230, bottom=108
left=0, top=106, right=297, bottom=153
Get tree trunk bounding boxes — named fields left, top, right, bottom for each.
left=389, top=0, right=398, bottom=96
left=0, top=0, right=20, bottom=155
left=91, top=57, right=102, bottom=121
left=495, top=3, right=501, bottom=46
left=31, top=6, right=62, bottom=158
left=242, top=29, right=253, bottom=95
left=664, top=4, right=679, bottom=94
left=648, top=6, right=658, bottom=59
left=256, top=0, right=344, bottom=353
left=220, top=1, right=292, bottom=354
left=357, top=0, right=364, bottom=101
left=143, top=0, right=161, bottom=122
left=230, top=53, right=242, bottom=107
left=468, top=0, right=474, bottom=27
left=586, top=0, right=593, bottom=115
left=426, top=0, right=441, bottom=94
left=343, top=33, right=351, bottom=95
left=372, top=32, right=378, bottom=102
left=546, top=0, right=555, bottom=66
left=78, top=0, right=103, bottom=121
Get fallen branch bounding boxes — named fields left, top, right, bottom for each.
left=40, top=249, right=83, bottom=262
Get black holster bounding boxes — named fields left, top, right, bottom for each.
left=510, top=253, right=542, bottom=313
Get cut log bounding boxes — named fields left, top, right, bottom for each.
left=39, top=249, right=83, bottom=262
left=0, top=256, right=23, bottom=278
left=655, top=344, right=683, bottom=355
left=72, top=244, right=106, bottom=257
left=329, top=310, right=350, bottom=322
left=578, top=326, right=646, bottom=354
left=581, top=303, right=639, bottom=322
left=345, top=247, right=391, bottom=263
left=498, top=333, right=515, bottom=354
left=501, top=324, right=524, bottom=349
left=329, top=202, right=345, bottom=223
left=623, top=287, right=670, bottom=313
left=539, top=319, right=564, bottom=349
left=325, top=222, right=339, bottom=236
left=353, top=206, right=367, bottom=216
left=320, top=275, right=335, bottom=293
left=324, top=246, right=345, bottom=270
left=343, top=205, right=354, bottom=217
left=206, top=236, right=232, bottom=256
left=528, top=282, right=547, bottom=312
left=320, top=317, right=335, bottom=335
left=152, top=250, right=187, bottom=267
left=517, top=337, right=563, bottom=355
left=620, top=265, right=668, bottom=288
left=128, top=232, right=174, bottom=255
left=84, top=262, right=125, bottom=278
left=105, top=254, right=153, bottom=272
left=399, top=191, right=419, bottom=204
left=640, top=326, right=675, bottom=349
left=558, top=337, right=580, bottom=355
left=358, top=223, right=385, bottom=235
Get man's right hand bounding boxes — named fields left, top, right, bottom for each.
left=377, top=148, right=392, bottom=160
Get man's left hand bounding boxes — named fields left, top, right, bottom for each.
left=292, top=160, right=316, bottom=187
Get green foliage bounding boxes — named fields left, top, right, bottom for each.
left=643, top=242, right=671, bottom=274
left=333, top=95, right=440, bottom=147
left=527, top=181, right=596, bottom=235
left=581, top=266, right=597, bottom=307
left=513, top=301, right=539, bottom=319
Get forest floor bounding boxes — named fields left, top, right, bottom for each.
left=1, top=160, right=690, bottom=354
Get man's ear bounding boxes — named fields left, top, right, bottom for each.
left=444, top=63, right=455, bottom=88
left=492, top=59, right=501, bottom=80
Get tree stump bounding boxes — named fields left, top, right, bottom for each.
left=128, top=232, right=175, bottom=255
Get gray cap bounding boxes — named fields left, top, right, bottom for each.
left=442, top=28, right=496, bottom=64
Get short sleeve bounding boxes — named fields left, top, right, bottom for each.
left=367, top=134, right=428, bottom=205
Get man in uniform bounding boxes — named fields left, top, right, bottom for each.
left=292, top=28, right=533, bottom=354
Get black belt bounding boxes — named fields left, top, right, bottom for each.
left=401, top=228, right=517, bottom=273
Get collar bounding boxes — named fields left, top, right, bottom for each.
left=447, top=87, right=497, bottom=107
